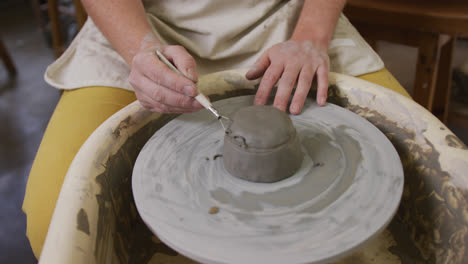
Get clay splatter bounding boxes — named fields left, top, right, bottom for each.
left=313, top=162, right=324, bottom=168
left=77, top=208, right=90, bottom=235
left=445, top=134, right=467, bottom=149
left=209, top=206, right=219, bottom=214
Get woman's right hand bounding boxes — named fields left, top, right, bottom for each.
left=81, top=1, right=202, bottom=113
left=128, top=43, right=203, bottom=113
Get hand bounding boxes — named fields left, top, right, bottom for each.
left=128, top=44, right=203, bottom=113
left=246, top=40, right=330, bottom=114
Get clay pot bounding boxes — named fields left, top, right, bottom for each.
left=222, top=105, right=303, bottom=183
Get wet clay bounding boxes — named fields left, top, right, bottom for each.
left=223, top=105, right=303, bottom=183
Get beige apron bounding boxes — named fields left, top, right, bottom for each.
left=44, top=0, right=383, bottom=91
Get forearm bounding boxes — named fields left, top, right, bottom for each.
left=81, top=0, right=158, bottom=64
left=290, top=0, right=346, bottom=51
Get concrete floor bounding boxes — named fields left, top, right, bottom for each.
left=0, top=2, right=60, bottom=264
left=0, top=2, right=467, bottom=264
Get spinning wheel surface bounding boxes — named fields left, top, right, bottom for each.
left=133, top=95, right=404, bottom=264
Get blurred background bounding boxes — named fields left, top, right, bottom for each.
left=0, top=0, right=467, bottom=263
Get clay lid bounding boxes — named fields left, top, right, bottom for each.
left=227, top=105, right=296, bottom=149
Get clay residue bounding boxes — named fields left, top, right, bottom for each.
left=328, top=84, right=468, bottom=263
left=313, top=162, right=324, bottom=167
left=77, top=208, right=90, bottom=235
left=95, top=114, right=183, bottom=264
left=445, top=134, right=468, bottom=149
left=387, top=219, right=426, bottom=264
left=209, top=206, right=219, bottom=214
left=113, top=116, right=133, bottom=138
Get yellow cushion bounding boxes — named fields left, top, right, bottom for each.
left=358, top=68, right=411, bottom=98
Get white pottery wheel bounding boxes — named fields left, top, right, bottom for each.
left=132, top=95, right=404, bottom=264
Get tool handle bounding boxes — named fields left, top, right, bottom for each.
left=195, top=94, right=212, bottom=109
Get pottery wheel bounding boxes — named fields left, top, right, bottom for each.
left=133, top=95, right=404, bottom=264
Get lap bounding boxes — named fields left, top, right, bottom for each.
left=22, top=86, right=136, bottom=258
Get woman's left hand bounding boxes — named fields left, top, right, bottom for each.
left=246, top=40, right=329, bottom=115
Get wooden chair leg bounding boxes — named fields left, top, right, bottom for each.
left=413, top=34, right=440, bottom=111
left=31, top=0, right=47, bottom=34
left=72, top=0, right=87, bottom=30
left=347, top=21, right=457, bottom=123
left=48, top=0, right=65, bottom=58
left=0, top=38, right=16, bottom=76
left=365, top=38, right=379, bottom=51
left=432, top=36, right=455, bottom=123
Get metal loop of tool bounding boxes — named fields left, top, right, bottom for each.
left=219, top=116, right=233, bottom=133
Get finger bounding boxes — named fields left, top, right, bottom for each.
left=254, top=64, right=284, bottom=105
left=142, top=75, right=203, bottom=109
left=163, top=45, right=198, bottom=82
left=316, top=65, right=329, bottom=106
left=273, top=63, right=302, bottom=112
left=290, top=64, right=316, bottom=114
left=134, top=74, right=202, bottom=110
left=136, top=53, right=198, bottom=97
left=246, top=51, right=270, bottom=80
left=129, top=70, right=160, bottom=110
left=133, top=87, right=159, bottom=110
left=132, top=77, right=182, bottom=112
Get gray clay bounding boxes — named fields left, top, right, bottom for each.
left=223, top=105, right=303, bottom=183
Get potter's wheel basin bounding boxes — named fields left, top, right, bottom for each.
left=132, top=95, right=404, bottom=264
left=39, top=71, right=468, bottom=264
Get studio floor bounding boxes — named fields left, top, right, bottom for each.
left=0, top=2, right=467, bottom=264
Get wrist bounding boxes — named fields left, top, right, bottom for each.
left=138, top=32, right=164, bottom=52
left=127, top=31, right=163, bottom=64
left=289, top=35, right=330, bottom=53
